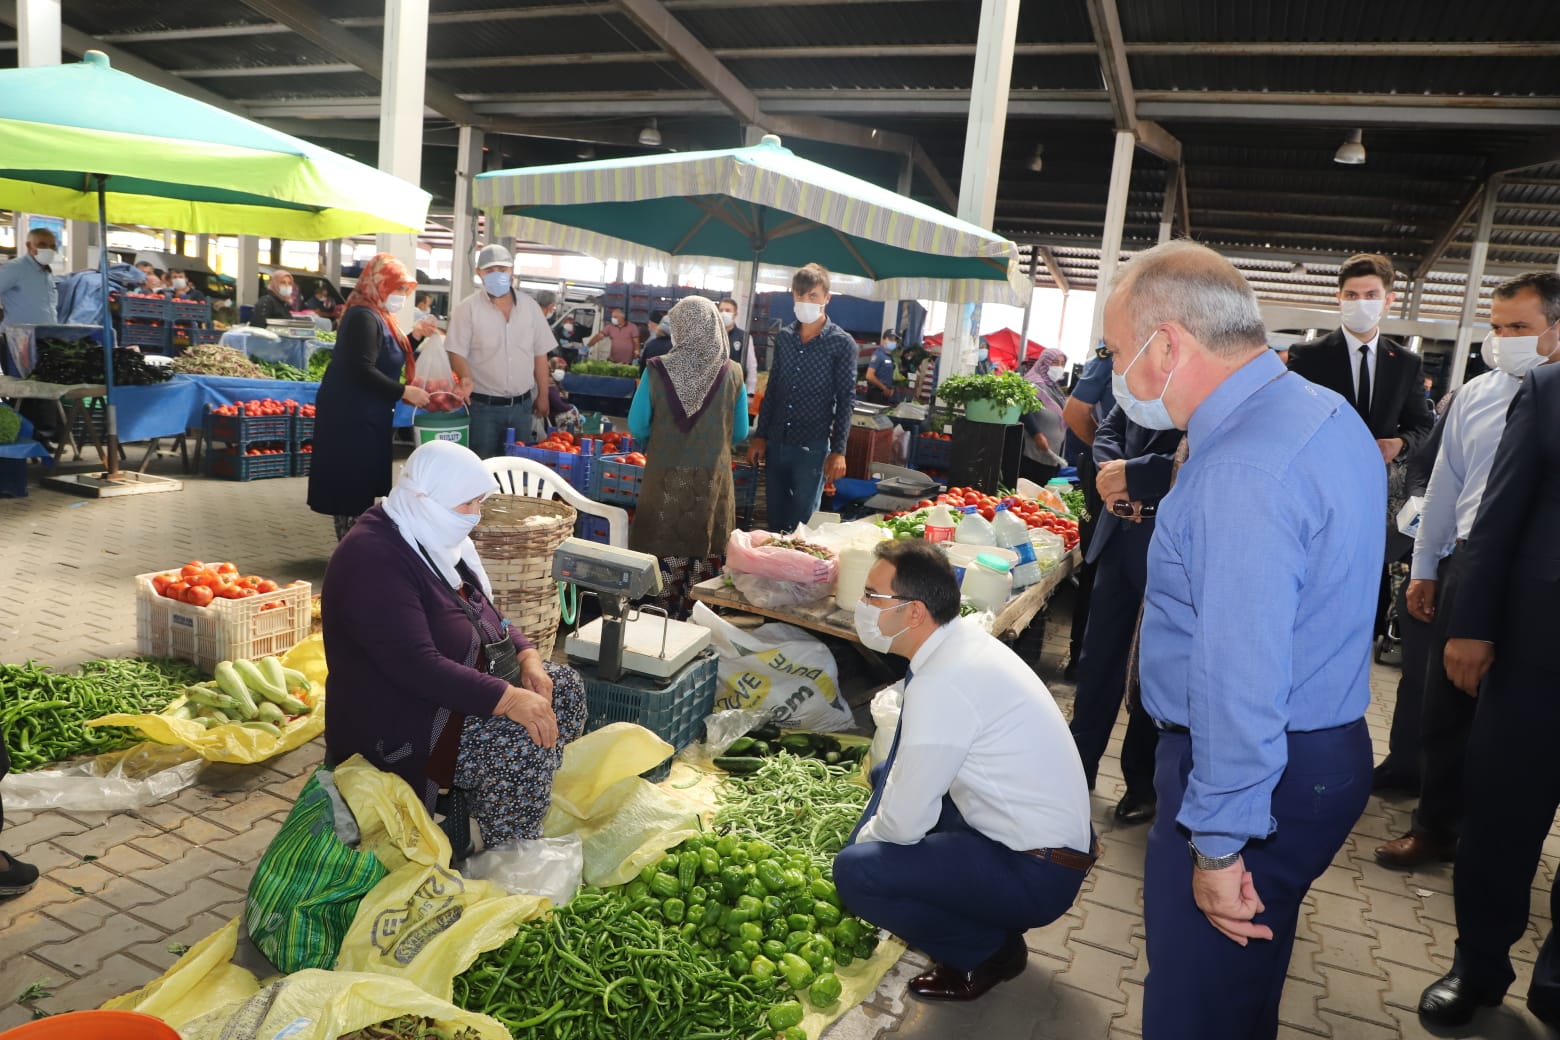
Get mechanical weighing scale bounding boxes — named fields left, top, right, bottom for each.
left=552, top=538, right=712, bottom=683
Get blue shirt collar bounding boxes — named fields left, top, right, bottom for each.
left=1186, top=349, right=1285, bottom=454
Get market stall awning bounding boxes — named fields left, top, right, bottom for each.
left=0, top=52, right=430, bottom=239
left=475, top=135, right=1030, bottom=307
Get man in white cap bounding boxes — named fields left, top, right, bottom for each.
left=447, top=243, right=555, bottom=458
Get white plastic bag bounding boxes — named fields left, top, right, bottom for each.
left=690, top=602, right=856, bottom=732
left=728, top=571, right=831, bottom=607
left=701, top=707, right=779, bottom=758
left=868, top=683, right=902, bottom=768
left=463, top=834, right=584, bottom=908
left=1397, top=495, right=1424, bottom=538
left=412, top=332, right=458, bottom=401
left=0, top=742, right=205, bottom=812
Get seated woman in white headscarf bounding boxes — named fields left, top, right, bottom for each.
left=321, top=439, right=586, bottom=846
left=626, top=295, right=750, bottom=619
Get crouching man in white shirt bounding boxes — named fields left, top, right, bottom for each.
left=833, top=539, right=1094, bottom=1002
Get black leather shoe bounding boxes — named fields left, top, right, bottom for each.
left=909, top=933, right=1027, bottom=1001
left=1418, top=973, right=1502, bottom=1027
left=1113, top=792, right=1156, bottom=825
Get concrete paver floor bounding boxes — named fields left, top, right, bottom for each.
left=0, top=454, right=1556, bottom=1038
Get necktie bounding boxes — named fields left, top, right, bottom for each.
left=848, top=668, right=911, bottom=843
left=1356, top=345, right=1372, bottom=421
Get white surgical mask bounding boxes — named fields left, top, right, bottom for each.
left=721, top=311, right=736, bottom=329
left=33, top=248, right=57, bottom=267
left=1048, top=365, right=1067, bottom=382
left=852, top=599, right=910, bottom=654
left=384, top=293, right=407, bottom=314
left=612, top=316, right=624, bottom=326
left=562, top=323, right=574, bottom=334
left=482, top=271, right=512, bottom=296
left=883, top=339, right=897, bottom=351
left=1485, top=323, right=1560, bottom=379
left=172, top=278, right=187, bottom=290
left=1480, top=332, right=1502, bottom=371
left=1340, top=298, right=1385, bottom=335
left=794, top=301, right=824, bottom=325
left=552, top=368, right=567, bottom=383
left=1110, top=330, right=1178, bottom=431
left=977, top=348, right=989, bottom=362
left=454, top=509, right=481, bottom=530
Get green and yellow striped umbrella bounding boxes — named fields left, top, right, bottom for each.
left=476, top=134, right=1029, bottom=307
left=0, top=51, right=430, bottom=239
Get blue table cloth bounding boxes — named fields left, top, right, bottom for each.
left=109, top=374, right=323, bottom=442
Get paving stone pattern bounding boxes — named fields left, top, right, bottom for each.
left=0, top=457, right=1556, bottom=1037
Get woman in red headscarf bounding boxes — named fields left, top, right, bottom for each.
left=307, top=253, right=437, bottom=539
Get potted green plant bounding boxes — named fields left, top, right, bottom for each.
left=934, top=371, right=1043, bottom=425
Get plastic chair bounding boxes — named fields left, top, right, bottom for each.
left=484, top=455, right=631, bottom=547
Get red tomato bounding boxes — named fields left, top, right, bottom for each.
left=185, top=585, right=215, bottom=607
left=180, top=561, right=205, bottom=577
left=166, top=580, right=189, bottom=601
left=255, top=579, right=279, bottom=593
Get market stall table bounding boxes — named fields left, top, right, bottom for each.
left=690, top=547, right=1080, bottom=645
left=0, top=374, right=109, bottom=465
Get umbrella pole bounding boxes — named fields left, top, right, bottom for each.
left=96, top=175, right=123, bottom=479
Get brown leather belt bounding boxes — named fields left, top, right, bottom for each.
left=1023, top=844, right=1099, bottom=873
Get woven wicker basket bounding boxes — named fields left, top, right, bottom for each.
left=471, top=494, right=577, bottom=658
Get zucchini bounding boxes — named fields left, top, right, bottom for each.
left=213, top=662, right=260, bottom=720
left=255, top=701, right=286, bottom=724
left=713, top=756, right=767, bottom=775
left=750, top=723, right=782, bottom=742
left=240, top=720, right=283, bottom=738
left=726, top=737, right=757, bottom=755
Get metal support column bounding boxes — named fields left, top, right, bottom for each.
left=237, top=235, right=260, bottom=309
left=1450, top=176, right=1501, bottom=391
left=376, top=0, right=429, bottom=274
left=323, top=239, right=343, bottom=284
left=195, top=234, right=211, bottom=268
left=939, top=0, right=1020, bottom=385
left=450, top=125, right=485, bottom=304
left=1090, top=129, right=1137, bottom=346
left=1406, top=279, right=1425, bottom=320
left=1158, top=162, right=1180, bottom=244
left=16, top=0, right=61, bottom=264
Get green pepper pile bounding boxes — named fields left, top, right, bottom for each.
left=0, top=657, right=202, bottom=771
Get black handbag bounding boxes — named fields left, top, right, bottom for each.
left=421, top=547, right=523, bottom=685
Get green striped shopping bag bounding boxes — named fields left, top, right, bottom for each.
left=244, top=769, right=388, bottom=972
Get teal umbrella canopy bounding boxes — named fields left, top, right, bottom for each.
left=475, top=135, right=1030, bottom=306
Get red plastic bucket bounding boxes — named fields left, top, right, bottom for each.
left=0, top=1010, right=180, bottom=1039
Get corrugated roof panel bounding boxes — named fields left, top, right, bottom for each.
left=64, top=0, right=268, bottom=35
left=1009, top=54, right=1108, bottom=91
left=1017, top=0, right=1095, bottom=43
left=677, top=1, right=981, bottom=49
left=438, top=61, right=700, bottom=95
left=1129, top=53, right=1560, bottom=96
left=123, top=35, right=341, bottom=72
left=1118, top=0, right=1560, bottom=46
left=730, top=56, right=976, bottom=91
left=425, top=9, right=659, bottom=59
left=195, top=72, right=383, bottom=101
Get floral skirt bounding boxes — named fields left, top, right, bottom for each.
left=654, top=555, right=723, bottom=621
left=453, top=661, right=588, bottom=846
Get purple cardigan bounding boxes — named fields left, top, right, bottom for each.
left=321, top=505, right=534, bottom=807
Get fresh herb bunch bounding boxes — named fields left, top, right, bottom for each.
left=254, top=360, right=309, bottom=382
left=935, top=371, right=1043, bottom=414
left=569, top=360, right=641, bottom=379
left=306, top=348, right=333, bottom=381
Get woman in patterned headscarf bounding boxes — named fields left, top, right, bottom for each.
left=626, top=295, right=751, bottom=618
left=307, top=253, right=438, bottom=539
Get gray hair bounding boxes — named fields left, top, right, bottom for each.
left=1109, top=240, right=1267, bottom=357
left=25, top=227, right=56, bottom=246
left=534, top=290, right=557, bottom=310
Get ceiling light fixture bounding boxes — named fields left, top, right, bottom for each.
left=638, top=119, right=662, bottom=147
left=1028, top=143, right=1044, bottom=173
left=1333, top=128, right=1366, bottom=165
left=576, top=144, right=596, bottom=160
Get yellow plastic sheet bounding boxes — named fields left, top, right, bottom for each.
left=330, top=756, right=548, bottom=1002
left=542, top=722, right=705, bottom=887
left=85, top=636, right=328, bottom=764
left=100, top=919, right=260, bottom=1029
left=177, top=969, right=511, bottom=1040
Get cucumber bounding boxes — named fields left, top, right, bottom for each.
left=713, top=756, right=767, bottom=775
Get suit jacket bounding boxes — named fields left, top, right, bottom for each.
left=1447, top=364, right=1560, bottom=649
left=1086, top=404, right=1183, bottom=569
left=1287, top=330, right=1434, bottom=454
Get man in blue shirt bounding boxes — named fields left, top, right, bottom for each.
left=1056, top=350, right=1117, bottom=678
left=1114, top=241, right=1383, bottom=1040
left=0, top=228, right=60, bottom=335
left=863, top=330, right=898, bottom=405
left=748, top=263, right=857, bottom=532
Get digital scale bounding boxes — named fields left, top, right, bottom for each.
left=552, top=538, right=712, bottom=682
left=849, top=400, right=894, bottom=431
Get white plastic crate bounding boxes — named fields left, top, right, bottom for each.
left=135, top=571, right=311, bottom=673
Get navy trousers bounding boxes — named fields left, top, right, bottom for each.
left=1450, top=633, right=1560, bottom=1011
left=1143, top=720, right=1371, bottom=1040
left=1068, top=528, right=1157, bottom=796
left=765, top=439, right=827, bottom=533
left=834, top=796, right=1090, bottom=972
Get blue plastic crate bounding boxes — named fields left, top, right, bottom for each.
left=204, top=404, right=292, bottom=446
left=589, top=452, right=645, bottom=506
left=120, top=293, right=171, bottom=321
left=120, top=322, right=171, bottom=351
left=506, top=442, right=595, bottom=492
left=290, top=449, right=312, bottom=477
left=577, top=514, right=612, bottom=544
left=191, top=328, right=223, bottom=345
left=581, top=652, right=717, bottom=781
left=170, top=298, right=212, bottom=324
left=913, top=434, right=953, bottom=470
left=206, top=445, right=292, bottom=481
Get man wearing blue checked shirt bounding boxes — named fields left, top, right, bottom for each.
left=1108, top=241, right=1384, bottom=1040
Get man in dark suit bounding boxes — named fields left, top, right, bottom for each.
left=1418, top=357, right=1560, bottom=1030
left=1065, top=404, right=1181, bottom=823
left=1287, top=252, right=1435, bottom=791
left=1287, top=252, right=1435, bottom=462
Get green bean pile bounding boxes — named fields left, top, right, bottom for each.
left=0, top=657, right=201, bottom=771
left=712, top=755, right=869, bottom=870
left=454, top=888, right=778, bottom=1040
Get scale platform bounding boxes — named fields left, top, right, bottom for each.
left=565, top=614, right=712, bottom=680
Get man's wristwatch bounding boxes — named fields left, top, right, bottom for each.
left=1187, top=841, right=1241, bottom=871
